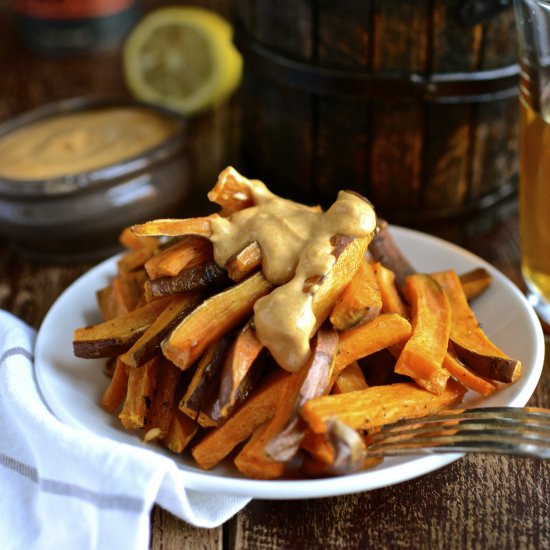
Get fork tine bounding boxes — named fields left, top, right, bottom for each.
left=365, top=407, right=550, bottom=459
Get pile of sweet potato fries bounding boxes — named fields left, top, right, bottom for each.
left=73, top=167, right=521, bottom=479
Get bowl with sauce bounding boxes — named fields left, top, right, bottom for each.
left=0, top=97, right=189, bottom=262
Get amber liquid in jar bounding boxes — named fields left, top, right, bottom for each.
left=519, top=95, right=550, bottom=315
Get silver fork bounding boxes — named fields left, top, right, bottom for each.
left=364, top=407, right=550, bottom=459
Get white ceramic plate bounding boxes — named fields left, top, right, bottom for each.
left=35, top=226, right=546, bottom=499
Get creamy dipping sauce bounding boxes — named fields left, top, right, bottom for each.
left=0, top=107, right=179, bottom=180
left=210, top=168, right=377, bottom=372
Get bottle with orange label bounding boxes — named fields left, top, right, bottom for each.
left=13, top=0, right=141, bottom=55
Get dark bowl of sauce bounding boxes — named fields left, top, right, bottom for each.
left=0, top=96, right=189, bottom=262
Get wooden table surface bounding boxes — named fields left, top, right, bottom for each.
left=1, top=3, right=549, bottom=549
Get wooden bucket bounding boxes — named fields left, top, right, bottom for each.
left=234, top=0, right=519, bottom=238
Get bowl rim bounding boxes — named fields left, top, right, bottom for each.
left=0, top=96, right=187, bottom=197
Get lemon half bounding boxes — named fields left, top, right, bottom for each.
left=123, top=7, right=243, bottom=116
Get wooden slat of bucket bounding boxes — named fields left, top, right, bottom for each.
left=368, top=0, right=430, bottom=218
left=471, top=11, right=519, bottom=210
left=314, top=3, right=373, bottom=205
left=419, top=0, right=484, bottom=216
left=236, top=0, right=316, bottom=202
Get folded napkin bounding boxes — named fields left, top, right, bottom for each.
left=0, top=310, right=250, bottom=550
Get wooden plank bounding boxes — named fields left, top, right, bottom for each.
left=236, top=0, right=316, bottom=202
left=419, top=0, right=483, bottom=217
left=229, top=450, right=550, bottom=549
left=368, top=0, right=429, bottom=219
left=470, top=8, right=519, bottom=207
left=151, top=506, right=222, bottom=549
left=314, top=1, right=373, bottom=206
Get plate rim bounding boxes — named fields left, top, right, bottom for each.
left=34, top=225, right=546, bottom=499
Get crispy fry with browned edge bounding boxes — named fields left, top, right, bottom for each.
left=207, top=166, right=256, bottom=215
left=394, top=274, right=451, bottom=394
left=119, top=292, right=202, bottom=368
left=162, top=409, right=198, bottom=454
left=143, top=358, right=183, bottom=442
left=234, top=328, right=338, bottom=479
left=162, top=272, right=274, bottom=370
left=432, top=270, right=521, bottom=383
left=331, top=313, right=412, bottom=384
left=372, top=261, right=409, bottom=318
left=73, top=295, right=175, bottom=359
left=216, top=320, right=264, bottom=417
left=119, top=226, right=160, bottom=249
left=96, top=270, right=147, bottom=321
left=301, top=378, right=466, bottom=434
left=225, top=241, right=262, bottom=281
left=101, top=358, right=129, bottom=413
left=117, top=246, right=158, bottom=273
left=329, top=257, right=382, bottom=330
left=369, top=221, right=416, bottom=289
left=145, top=261, right=229, bottom=298
left=119, top=355, right=160, bottom=430
left=331, top=361, right=369, bottom=394
left=443, top=345, right=498, bottom=396
left=198, top=354, right=266, bottom=428
left=458, top=267, right=493, bottom=301
left=192, top=370, right=290, bottom=470
left=144, top=236, right=213, bottom=279
left=131, top=216, right=216, bottom=238
left=179, top=336, right=232, bottom=420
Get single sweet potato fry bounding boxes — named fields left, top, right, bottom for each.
left=144, top=236, right=213, bottom=279
left=162, top=271, right=274, bottom=370
left=117, top=246, right=157, bottom=272
left=99, top=270, right=147, bottom=317
left=432, top=269, right=521, bottom=383
left=225, top=241, right=262, bottom=282
left=162, top=409, right=198, bottom=454
left=331, top=312, right=412, bottom=384
left=198, top=353, right=266, bottom=428
left=207, top=166, right=256, bottom=215
left=443, top=345, right=498, bottom=396
left=458, top=267, right=493, bottom=301
left=179, top=335, right=232, bottom=420
left=73, top=295, right=175, bottom=359
left=329, top=257, right=382, bottom=330
left=372, top=261, right=410, bottom=318
left=394, top=274, right=451, bottom=394
left=369, top=221, right=416, bottom=289
left=119, top=355, right=160, bottom=430
left=301, top=379, right=467, bottom=434
left=331, top=361, right=368, bottom=394
left=145, top=261, right=229, bottom=298
left=216, top=320, right=264, bottom=416
left=101, top=358, right=129, bottom=414
left=143, top=358, right=183, bottom=442
left=119, top=226, right=160, bottom=249
left=120, top=292, right=202, bottom=368
left=191, top=369, right=290, bottom=470
left=131, top=216, right=216, bottom=238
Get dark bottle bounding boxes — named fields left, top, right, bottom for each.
left=13, top=0, right=141, bottom=56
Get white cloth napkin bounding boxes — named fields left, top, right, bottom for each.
left=0, top=310, right=251, bottom=550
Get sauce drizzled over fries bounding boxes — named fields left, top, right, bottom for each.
left=72, top=167, right=522, bottom=480
left=208, top=168, right=376, bottom=371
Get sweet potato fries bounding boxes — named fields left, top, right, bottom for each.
left=73, top=166, right=521, bottom=480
